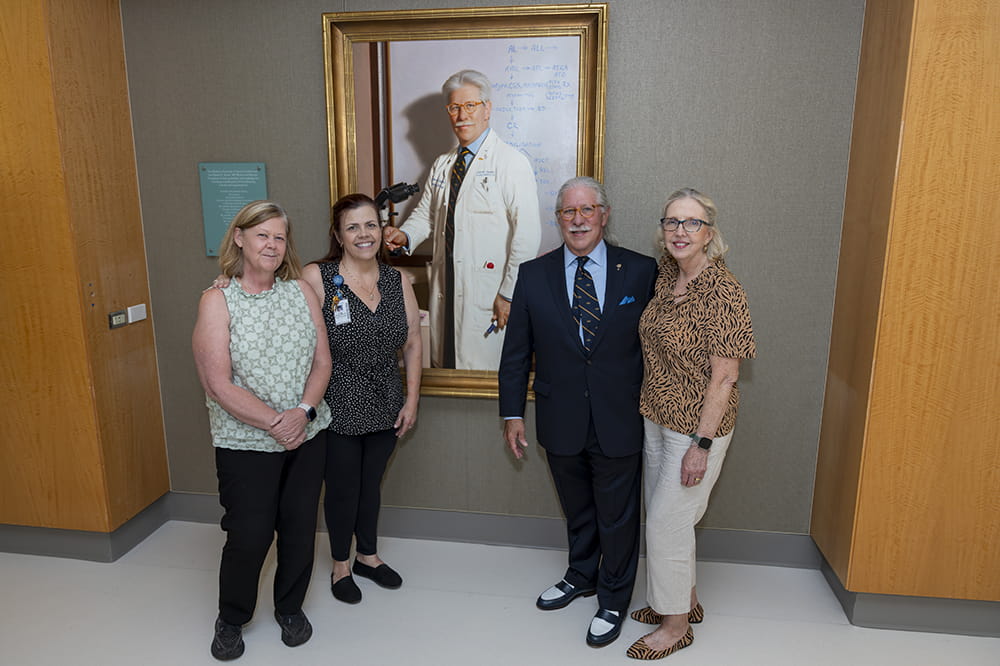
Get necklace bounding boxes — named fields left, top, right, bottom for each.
left=341, top=263, right=379, bottom=300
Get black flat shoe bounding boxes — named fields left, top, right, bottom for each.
left=331, top=574, right=362, bottom=604
left=586, top=608, right=625, bottom=647
left=352, top=560, right=402, bottom=589
left=536, top=579, right=597, bottom=611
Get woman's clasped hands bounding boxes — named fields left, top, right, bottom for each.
left=268, top=408, right=308, bottom=450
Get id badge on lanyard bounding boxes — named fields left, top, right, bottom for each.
left=331, top=273, right=352, bottom=325
left=334, top=298, right=352, bottom=325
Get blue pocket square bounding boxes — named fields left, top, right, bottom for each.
left=618, top=295, right=636, bottom=305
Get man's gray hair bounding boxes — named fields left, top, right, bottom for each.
left=555, top=176, right=609, bottom=211
left=442, top=69, right=492, bottom=102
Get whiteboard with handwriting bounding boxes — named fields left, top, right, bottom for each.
left=388, top=36, right=580, bottom=254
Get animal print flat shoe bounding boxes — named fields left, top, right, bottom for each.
left=630, top=603, right=704, bottom=625
left=626, top=627, right=694, bottom=660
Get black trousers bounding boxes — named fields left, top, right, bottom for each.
left=215, top=432, right=326, bottom=626
left=545, top=419, right=642, bottom=612
left=324, top=428, right=397, bottom=561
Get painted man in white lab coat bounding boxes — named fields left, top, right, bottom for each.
left=384, top=69, right=541, bottom=370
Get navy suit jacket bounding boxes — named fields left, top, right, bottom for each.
left=498, top=243, right=657, bottom=457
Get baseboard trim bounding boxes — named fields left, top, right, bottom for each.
left=163, top=490, right=223, bottom=524
left=0, top=493, right=170, bottom=563
left=378, top=506, right=824, bottom=568
left=820, top=556, right=1000, bottom=637
left=379, top=506, right=569, bottom=550
left=695, top=526, right=823, bottom=569
left=0, top=492, right=820, bottom=568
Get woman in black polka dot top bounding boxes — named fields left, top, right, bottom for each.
left=302, top=193, right=423, bottom=605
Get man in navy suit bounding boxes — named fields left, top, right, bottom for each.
left=499, top=176, right=657, bottom=647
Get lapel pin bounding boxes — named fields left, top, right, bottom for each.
left=616, top=263, right=622, bottom=271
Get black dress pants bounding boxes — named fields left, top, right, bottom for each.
left=324, top=428, right=397, bottom=561
left=215, top=432, right=326, bottom=626
left=545, top=419, right=642, bottom=612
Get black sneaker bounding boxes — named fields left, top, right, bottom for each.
left=274, top=609, right=312, bottom=647
left=211, top=616, right=245, bottom=661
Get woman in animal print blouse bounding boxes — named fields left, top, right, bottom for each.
left=627, top=188, right=756, bottom=661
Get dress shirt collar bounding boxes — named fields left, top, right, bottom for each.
left=462, top=127, right=490, bottom=158
left=563, top=239, right=608, bottom=272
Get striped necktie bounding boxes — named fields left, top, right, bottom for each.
left=443, top=146, right=471, bottom=367
left=445, top=147, right=472, bottom=255
left=573, top=255, right=601, bottom=351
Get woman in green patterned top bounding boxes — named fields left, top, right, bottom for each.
left=193, top=200, right=332, bottom=661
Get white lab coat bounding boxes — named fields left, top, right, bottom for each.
left=400, top=130, right=541, bottom=370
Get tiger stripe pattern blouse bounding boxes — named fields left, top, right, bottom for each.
left=639, top=256, right=756, bottom=437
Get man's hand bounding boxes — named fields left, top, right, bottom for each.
left=503, top=418, right=529, bottom=459
left=492, top=295, right=511, bottom=330
left=383, top=226, right=408, bottom=252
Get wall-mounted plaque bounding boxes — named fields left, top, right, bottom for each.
left=198, top=162, right=267, bottom=256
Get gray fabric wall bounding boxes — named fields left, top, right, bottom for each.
left=121, top=0, right=864, bottom=533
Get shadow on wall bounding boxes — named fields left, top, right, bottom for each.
left=393, top=92, right=456, bottom=226
left=405, top=92, right=455, bottom=165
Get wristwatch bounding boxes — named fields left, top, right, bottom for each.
left=297, top=402, right=317, bottom=422
left=689, top=434, right=713, bottom=450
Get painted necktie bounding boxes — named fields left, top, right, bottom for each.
left=443, top=146, right=472, bottom=367
left=445, top=147, right=472, bottom=255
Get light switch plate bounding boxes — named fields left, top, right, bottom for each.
left=127, top=303, right=147, bottom=323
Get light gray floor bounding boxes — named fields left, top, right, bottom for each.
left=1, top=520, right=997, bottom=665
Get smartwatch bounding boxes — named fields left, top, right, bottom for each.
left=297, top=402, right=317, bottom=422
left=689, top=434, right=713, bottom=450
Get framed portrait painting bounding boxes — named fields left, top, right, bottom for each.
left=323, top=4, right=608, bottom=397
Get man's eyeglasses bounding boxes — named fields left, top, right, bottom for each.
left=659, top=217, right=712, bottom=233
left=557, top=204, right=605, bottom=222
left=445, top=101, right=487, bottom=116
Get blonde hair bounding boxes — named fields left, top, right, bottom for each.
left=218, top=200, right=301, bottom=279
left=659, top=187, right=729, bottom=260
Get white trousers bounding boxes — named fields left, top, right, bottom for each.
left=642, top=418, right=733, bottom=614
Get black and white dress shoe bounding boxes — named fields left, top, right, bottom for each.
left=586, top=608, right=624, bottom=647
left=536, top=579, right=597, bottom=611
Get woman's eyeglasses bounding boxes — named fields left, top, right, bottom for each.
left=659, top=217, right=712, bottom=233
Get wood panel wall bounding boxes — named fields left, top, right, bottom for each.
left=809, top=0, right=916, bottom=581
left=812, top=0, right=1000, bottom=601
left=0, top=0, right=169, bottom=531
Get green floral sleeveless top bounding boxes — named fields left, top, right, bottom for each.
left=207, top=278, right=331, bottom=452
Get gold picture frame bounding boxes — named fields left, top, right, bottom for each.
left=322, top=4, right=608, bottom=398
